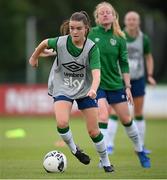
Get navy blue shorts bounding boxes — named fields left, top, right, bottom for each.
left=53, top=95, right=98, bottom=110
left=131, top=77, right=146, bottom=97
left=97, top=88, right=127, bottom=104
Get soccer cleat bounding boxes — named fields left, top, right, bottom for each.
left=107, top=146, right=114, bottom=155
left=98, top=160, right=114, bottom=172
left=72, top=146, right=90, bottom=165
left=103, top=165, right=114, bottom=173
left=143, top=146, right=152, bottom=155
left=136, top=151, right=151, bottom=168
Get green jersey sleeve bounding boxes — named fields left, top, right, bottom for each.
left=143, top=34, right=151, bottom=54
left=118, top=37, right=129, bottom=73
left=89, top=45, right=101, bottom=70
left=48, top=37, right=59, bottom=51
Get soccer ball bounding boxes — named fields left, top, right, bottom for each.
left=43, top=150, right=67, bottom=173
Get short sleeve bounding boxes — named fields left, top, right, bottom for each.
left=143, top=34, right=151, bottom=55
left=89, top=45, right=101, bottom=70
left=48, top=37, right=59, bottom=51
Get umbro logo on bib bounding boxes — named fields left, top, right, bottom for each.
left=110, top=38, right=117, bottom=46
left=62, top=62, right=85, bottom=72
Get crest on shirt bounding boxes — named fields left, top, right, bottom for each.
left=95, top=38, right=100, bottom=42
left=110, top=38, right=117, bottom=46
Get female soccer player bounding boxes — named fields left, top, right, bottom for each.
left=29, top=11, right=113, bottom=172
left=107, top=11, right=156, bottom=154
left=88, top=2, right=151, bottom=168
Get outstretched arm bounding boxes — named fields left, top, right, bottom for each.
left=29, top=39, right=48, bottom=67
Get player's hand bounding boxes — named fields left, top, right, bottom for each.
left=148, top=76, right=156, bottom=86
left=29, top=57, right=38, bottom=68
left=39, top=49, right=56, bottom=57
left=125, top=88, right=133, bottom=105
left=87, top=89, right=97, bottom=99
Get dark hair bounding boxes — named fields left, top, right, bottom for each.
left=60, top=11, right=91, bottom=36
left=70, top=11, right=90, bottom=29
left=70, top=11, right=91, bottom=36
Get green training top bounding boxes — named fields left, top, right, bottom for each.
left=88, top=25, right=129, bottom=90
left=48, top=35, right=100, bottom=70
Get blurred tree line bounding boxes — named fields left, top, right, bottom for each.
left=0, top=0, right=167, bottom=84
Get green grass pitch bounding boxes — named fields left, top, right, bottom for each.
left=0, top=116, right=167, bottom=179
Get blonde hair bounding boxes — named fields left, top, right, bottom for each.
left=94, top=1, right=125, bottom=38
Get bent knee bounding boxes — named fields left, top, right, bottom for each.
left=120, top=115, right=131, bottom=124
left=88, top=129, right=100, bottom=138
left=57, top=120, right=69, bottom=129
left=98, top=112, right=108, bottom=123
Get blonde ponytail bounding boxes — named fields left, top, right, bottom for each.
left=113, top=12, right=125, bottom=38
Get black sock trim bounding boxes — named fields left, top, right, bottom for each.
left=109, top=114, right=118, bottom=120
left=91, top=132, right=103, bottom=143
left=99, top=122, right=108, bottom=129
left=135, top=115, right=144, bottom=121
left=123, top=120, right=133, bottom=127
left=57, top=126, right=69, bottom=134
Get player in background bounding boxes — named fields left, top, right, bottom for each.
left=106, top=11, right=156, bottom=155
left=29, top=11, right=114, bottom=173
left=88, top=2, right=151, bottom=168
